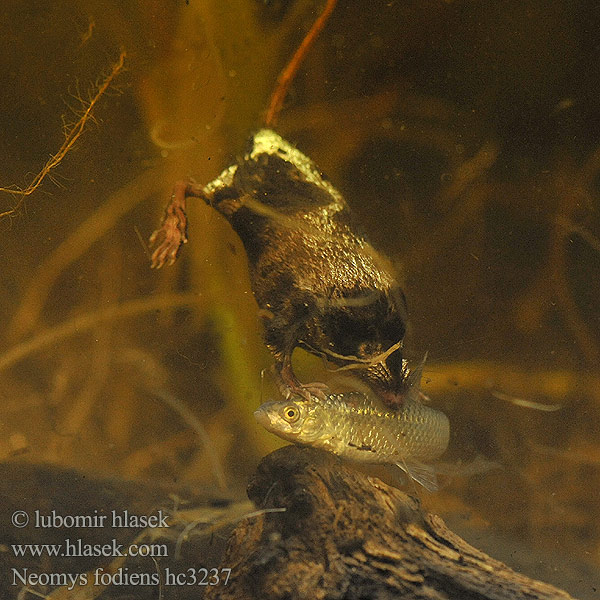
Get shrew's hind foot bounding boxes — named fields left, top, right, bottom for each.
left=283, top=381, right=330, bottom=402
left=275, top=361, right=330, bottom=401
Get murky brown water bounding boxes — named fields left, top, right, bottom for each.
left=1, top=1, right=599, bottom=597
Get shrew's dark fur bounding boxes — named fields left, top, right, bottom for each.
left=202, top=131, right=410, bottom=406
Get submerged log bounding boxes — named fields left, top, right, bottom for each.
left=207, top=445, right=576, bottom=600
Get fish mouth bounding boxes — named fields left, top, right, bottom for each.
left=254, top=402, right=286, bottom=434
left=254, top=406, right=273, bottom=429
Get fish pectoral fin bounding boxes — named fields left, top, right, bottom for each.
left=396, top=458, right=439, bottom=492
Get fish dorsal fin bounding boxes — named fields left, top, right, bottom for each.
left=405, top=352, right=428, bottom=402
left=396, top=458, right=439, bottom=492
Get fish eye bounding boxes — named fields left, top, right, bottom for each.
left=282, top=404, right=301, bottom=423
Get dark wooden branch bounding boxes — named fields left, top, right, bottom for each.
left=207, top=446, right=577, bottom=600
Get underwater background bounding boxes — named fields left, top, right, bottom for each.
left=1, top=1, right=599, bottom=597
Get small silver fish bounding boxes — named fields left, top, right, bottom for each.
left=254, top=391, right=450, bottom=491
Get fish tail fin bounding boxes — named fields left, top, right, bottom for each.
left=396, top=458, right=439, bottom=492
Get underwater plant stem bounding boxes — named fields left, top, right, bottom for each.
left=550, top=166, right=600, bottom=366
left=423, top=360, right=600, bottom=405
left=152, top=388, right=228, bottom=491
left=212, top=305, right=281, bottom=457
left=0, top=50, right=126, bottom=218
left=7, top=168, right=167, bottom=342
left=46, top=241, right=121, bottom=463
left=0, top=292, right=201, bottom=373
left=264, top=0, right=338, bottom=127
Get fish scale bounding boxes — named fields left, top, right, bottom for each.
left=321, top=393, right=448, bottom=462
